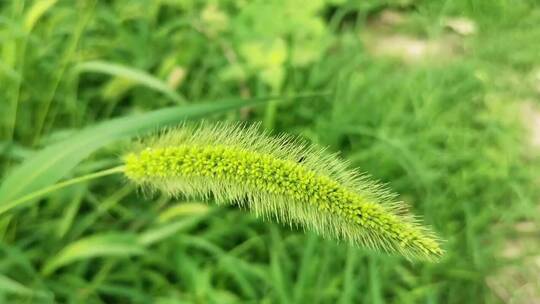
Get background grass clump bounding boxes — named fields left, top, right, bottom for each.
left=1, top=0, right=540, bottom=303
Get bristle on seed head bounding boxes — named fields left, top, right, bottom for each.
left=124, top=122, right=444, bottom=261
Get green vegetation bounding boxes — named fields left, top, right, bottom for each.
left=1, top=0, right=540, bottom=303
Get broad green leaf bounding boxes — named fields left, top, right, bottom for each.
left=0, top=99, right=267, bottom=213
left=42, top=233, right=145, bottom=275
left=75, top=61, right=186, bottom=104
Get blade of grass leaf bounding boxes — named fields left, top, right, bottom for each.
left=75, top=60, right=186, bottom=104
left=158, top=202, right=209, bottom=223
left=0, top=274, right=51, bottom=300
left=292, top=234, right=318, bottom=303
left=339, top=247, right=360, bottom=304
left=368, top=256, right=384, bottom=304
left=137, top=217, right=204, bottom=246
left=23, top=0, right=58, bottom=32
left=269, top=226, right=291, bottom=303
left=42, top=232, right=145, bottom=276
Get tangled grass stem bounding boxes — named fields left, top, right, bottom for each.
left=124, top=123, right=444, bottom=261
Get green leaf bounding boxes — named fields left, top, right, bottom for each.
left=75, top=60, right=186, bottom=104
left=0, top=274, right=50, bottom=299
left=42, top=233, right=145, bottom=275
left=0, top=99, right=266, bottom=213
left=158, top=202, right=209, bottom=223
left=138, top=217, right=203, bottom=246
left=23, top=0, right=58, bottom=32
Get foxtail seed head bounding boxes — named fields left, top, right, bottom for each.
left=124, top=123, right=443, bottom=261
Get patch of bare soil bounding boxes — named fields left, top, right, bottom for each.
left=363, top=10, right=473, bottom=64
left=487, top=104, right=540, bottom=304
left=486, top=218, right=540, bottom=304
left=523, top=102, right=540, bottom=149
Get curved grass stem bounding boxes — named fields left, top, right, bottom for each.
left=0, top=166, right=125, bottom=215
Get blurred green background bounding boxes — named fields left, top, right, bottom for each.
left=1, top=0, right=540, bottom=303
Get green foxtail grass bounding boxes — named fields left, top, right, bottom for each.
left=123, top=123, right=444, bottom=261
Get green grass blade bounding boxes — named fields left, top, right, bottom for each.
left=339, top=247, right=360, bottom=304
left=75, top=61, right=186, bottom=104
left=0, top=274, right=51, bottom=299
left=292, top=234, right=318, bottom=303
left=157, top=202, right=209, bottom=223
left=42, top=233, right=145, bottom=276
left=0, top=99, right=267, bottom=211
left=138, top=217, right=203, bottom=246
left=23, top=0, right=58, bottom=32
